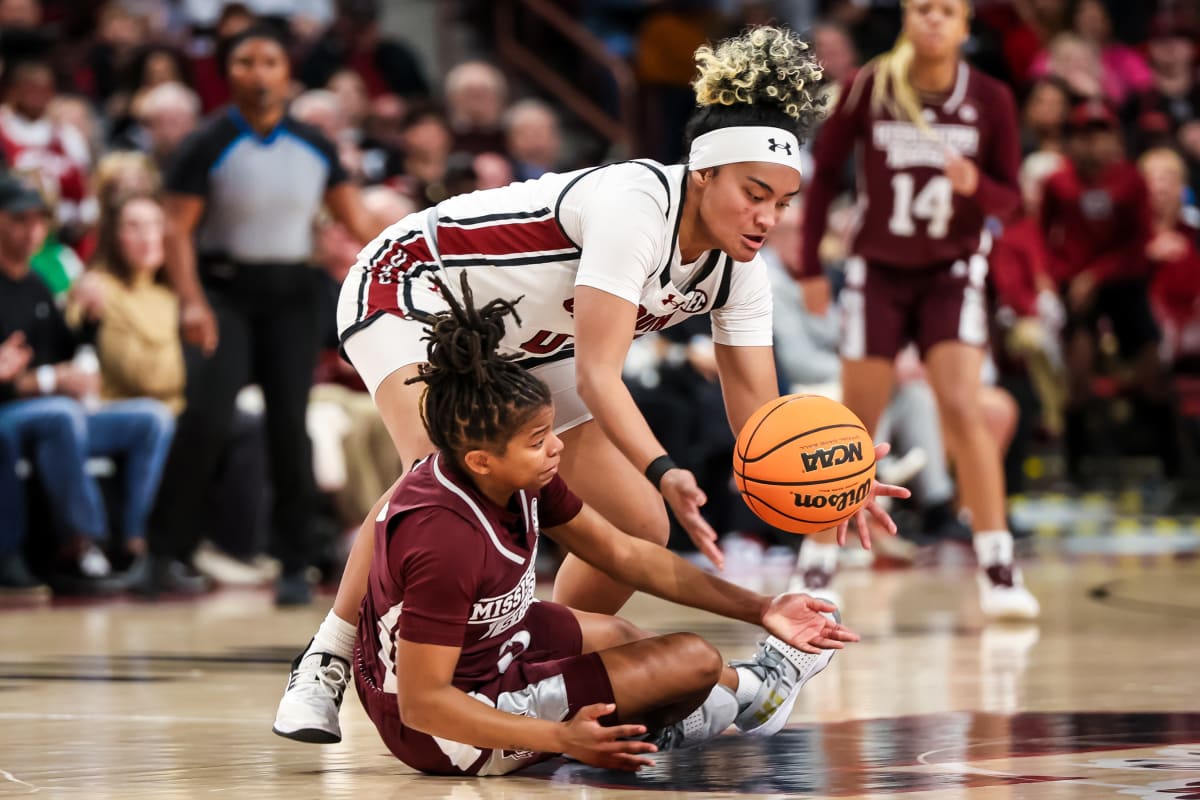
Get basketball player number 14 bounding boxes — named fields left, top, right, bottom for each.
left=888, top=174, right=953, bottom=239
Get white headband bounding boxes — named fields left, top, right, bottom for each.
left=687, top=126, right=803, bottom=176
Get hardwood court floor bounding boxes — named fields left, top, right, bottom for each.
left=0, top=556, right=1197, bottom=799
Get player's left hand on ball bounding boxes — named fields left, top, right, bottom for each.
left=763, top=592, right=860, bottom=653
left=835, top=442, right=911, bottom=550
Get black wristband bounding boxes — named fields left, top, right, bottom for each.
left=644, top=455, right=677, bottom=490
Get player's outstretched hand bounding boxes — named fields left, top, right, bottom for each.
left=836, top=442, right=911, bottom=550
left=763, top=592, right=860, bottom=654
left=558, top=703, right=658, bottom=772
left=659, top=467, right=725, bottom=571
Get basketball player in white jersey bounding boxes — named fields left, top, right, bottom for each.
left=274, top=26, right=909, bottom=744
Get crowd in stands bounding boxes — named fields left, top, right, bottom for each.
left=1, top=0, right=1198, bottom=597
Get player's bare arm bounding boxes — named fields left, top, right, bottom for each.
left=712, top=343, right=779, bottom=433
left=573, top=286, right=725, bottom=568
left=572, top=286, right=669, bottom=472
left=395, top=636, right=656, bottom=770
left=546, top=504, right=858, bottom=652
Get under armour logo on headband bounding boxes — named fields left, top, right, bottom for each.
left=767, top=138, right=793, bottom=155
left=688, top=127, right=803, bottom=176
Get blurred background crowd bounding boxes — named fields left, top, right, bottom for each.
left=1, top=0, right=1198, bottom=599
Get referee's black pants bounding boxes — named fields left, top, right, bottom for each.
left=150, top=263, right=321, bottom=576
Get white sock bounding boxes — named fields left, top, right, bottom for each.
left=732, top=666, right=762, bottom=711
left=700, top=684, right=739, bottom=729
left=974, top=530, right=1014, bottom=568
left=309, top=610, right=357, bottom=662
left=796, top=540, right=840, bottom=574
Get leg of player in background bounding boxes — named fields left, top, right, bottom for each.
left=553, top=419, right=671, bottom=614
left=924, top=342, right=1039, bottom=621
left=978, top=384, right=1019, bottom=459
left=790, top=356, right=894, bottom=604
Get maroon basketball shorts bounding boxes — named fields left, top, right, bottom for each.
left=355, top=600, right=615, bottom=776
left=838, top=254, right=990, bottom=360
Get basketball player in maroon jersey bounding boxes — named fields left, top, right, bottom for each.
left=353, top=274, right=859, bottom=774
left=275, top=26, right=910, bottom=745
left=795, top=0, right=1039, bottom=620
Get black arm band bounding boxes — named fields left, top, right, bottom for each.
left=644, top=455, right=677, bottom=490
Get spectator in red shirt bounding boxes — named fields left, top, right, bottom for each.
left=1042, top=100, right=1176, bottom=480
left=297, top=0, right=429, bottom=100
left=1143, top=147, right=1200, bottom=368
left=992, top=150, right=1067, bottom=435
left=1134, top=13, right=1200, bottom=141
left=0, top=55, right=94, bottom=241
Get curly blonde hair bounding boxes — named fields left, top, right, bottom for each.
left=686, top=26, right=827, bottom=146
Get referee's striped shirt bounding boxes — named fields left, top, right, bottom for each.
left=166, top=106, right=348, bottom=265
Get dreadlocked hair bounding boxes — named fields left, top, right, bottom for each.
left=405, top=272, right=552, bottom=456
left=685, top=25, right=828, bottom=150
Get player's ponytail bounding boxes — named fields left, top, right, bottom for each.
left=684, top=25, right=827, bottom=149
left=406, top=273, right=552, bottom=456
left=869, top=34, right=924, bottom=128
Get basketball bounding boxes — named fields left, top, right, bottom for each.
left=734, top=394, right=876, bottom=534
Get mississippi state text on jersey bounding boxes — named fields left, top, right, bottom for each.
left=800, top=63, right=1021, bottom=276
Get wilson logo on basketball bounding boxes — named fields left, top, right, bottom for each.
left=800, top=442, right=864, bottom=472
left=792, top=478, right=872, bottom=511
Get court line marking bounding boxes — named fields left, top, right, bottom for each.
left=0, top=711, right=266, bottom=725
left=0, top=768, right=38, bottom=792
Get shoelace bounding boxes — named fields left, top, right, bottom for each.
left=311, top=659, right=349, bottom=700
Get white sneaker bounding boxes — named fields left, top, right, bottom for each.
left=730, top=631, right=836, bottom=737
left=977, top=564, right=1040, bottom=621
left=272, top=649, right=350, bottom=743
left=648, top=685, right=738, bottom=752
left=79, top=544, right=112, bottom=578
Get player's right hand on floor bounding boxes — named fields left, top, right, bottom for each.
left=558, top=703, right=657, bottom=771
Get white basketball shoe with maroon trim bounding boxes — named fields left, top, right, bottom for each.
left=272, top=648, right=350, bottom=744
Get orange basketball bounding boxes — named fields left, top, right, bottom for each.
left=734, top=394, right=876, bottom=534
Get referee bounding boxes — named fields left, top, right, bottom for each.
left=146, top=25, right=378, bottom=604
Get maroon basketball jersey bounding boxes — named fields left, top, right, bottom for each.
left=357, top=453, right=583, bottom=696
left=800, top=63, right=1021, bottom=277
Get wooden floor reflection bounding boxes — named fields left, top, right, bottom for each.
left=0, top=556, right=1197, bottom=799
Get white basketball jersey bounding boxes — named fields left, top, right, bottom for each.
left=341, top=160, right=774, bottom=368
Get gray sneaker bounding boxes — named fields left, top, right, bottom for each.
left=647, top=684, right=738, bottom=752
left=730, top=627, right=837, bottom=737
